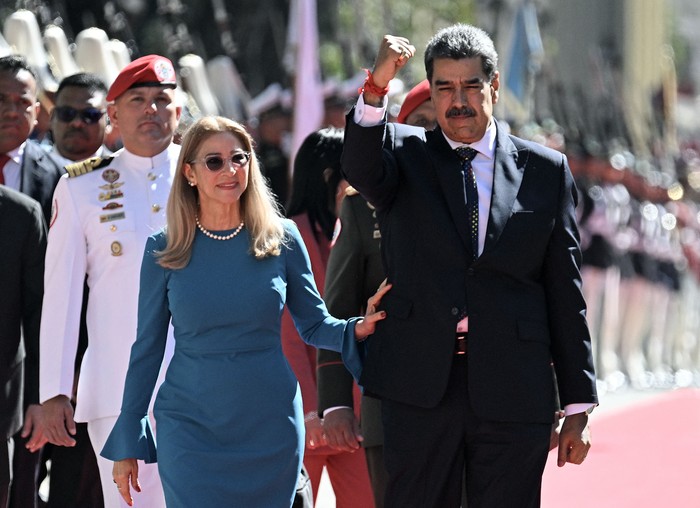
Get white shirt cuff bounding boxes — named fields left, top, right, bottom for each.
left=354, top=94, right=388, bottom=127
left=320, top=405, right=351, bottom=417
left=564, top=403, right=596, bottom=416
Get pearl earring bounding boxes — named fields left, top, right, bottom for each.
left=188, top=181, right=196, bottom=187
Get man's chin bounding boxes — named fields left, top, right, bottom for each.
left=444, top=125, right=480, bottom=144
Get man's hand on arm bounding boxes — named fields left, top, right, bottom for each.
left=322, top=407, right=363, bottom=453
left=557, top=412, right=591, bottom=466
left=40, top=395, right=77, bottom=447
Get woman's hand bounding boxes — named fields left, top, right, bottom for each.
left=113, top=458, right=141, bottom=506
left=355, top=281, right=392, bottom=340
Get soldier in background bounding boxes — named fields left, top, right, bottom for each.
left=42, top=72, right=110, bottom=508
left=249, top=83, right=291, bottom=208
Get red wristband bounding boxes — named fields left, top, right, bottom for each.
left=358, top=68, right=390, bottom=97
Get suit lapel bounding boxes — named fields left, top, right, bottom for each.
left=428, top=129, right=473, bottom=252
left=483, top=124, right=525, bottom=254
left=20, top=141, right=41, bottom=197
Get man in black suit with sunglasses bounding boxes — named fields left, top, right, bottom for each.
left=48, top=73, right=111, bottom=167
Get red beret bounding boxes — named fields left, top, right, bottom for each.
left=106, top=55, right=177, bottom=102
left=397, top=80, right=431, bottom=124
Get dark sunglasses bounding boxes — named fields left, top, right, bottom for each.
left=190, top=152, right=251, bottom=172
left=52, top=106, right=106, bottom=124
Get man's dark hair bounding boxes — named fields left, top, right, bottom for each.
left=0, top=54, right=38, bottom=82
left=424, top=24, right=499, bottom=83
left=56, top=72, right=108, bottom=101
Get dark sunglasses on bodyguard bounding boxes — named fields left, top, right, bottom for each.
left=189, top=152, right=251, bottom=172
left=52, top=106, right=106, bottom=124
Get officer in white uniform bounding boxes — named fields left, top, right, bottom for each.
left=37, top=55, right=182, bottom=508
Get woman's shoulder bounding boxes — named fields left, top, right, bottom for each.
left=280, top=218, right=305, bottom=250
left=281, top=217, right=301, bottom=236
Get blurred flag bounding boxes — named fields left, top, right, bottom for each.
left=285, top=0, right=324, bottom=169
left=505, top=1, right=544, bottom=108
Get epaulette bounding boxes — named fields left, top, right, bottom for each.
left=345, top=186, right=360, bottom=197
left=65, top=156, right=114, bottom=178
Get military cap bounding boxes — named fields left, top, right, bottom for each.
left=106, top=54, right=177, bottom=102
left=397, top=79, right=431, bottom=125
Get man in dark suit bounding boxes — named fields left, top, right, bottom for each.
left=0, top=186, right=46, bottom=508
left=0, top=56, right=65, bottom=223
left=341, top=24, right=597, bottom=507
left=0, top=55, right=65, bottom=508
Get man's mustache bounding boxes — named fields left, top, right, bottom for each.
left=446, top=107, right=476, bottom=118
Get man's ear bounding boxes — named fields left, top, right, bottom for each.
left=490, top=71, right=500, bottom=104
left=107, top=103, right=118, bottom=129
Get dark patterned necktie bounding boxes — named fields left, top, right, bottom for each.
left=455, top=146, right=479, bottom=261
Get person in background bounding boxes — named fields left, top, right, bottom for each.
left=100, top=116, right=387, bottom=507
left=47, top=72, right=110, bottom=164
left=35, top=55, right=182, bottom=508
left=0, top=187, right=46, bottom=508
left=281, top=127, right=375, bottom=507
left=0, top=54, right=64, bottom=508
left=316, top=79, right=437, bottom=508
left=249, top=84, right=292, bottom=207
left=395, top=79, right=437, bottom=130
left=342, top=24, right=597, bottom=507
left=42, top=71, right=110, bottom=508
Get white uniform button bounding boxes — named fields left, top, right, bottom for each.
left=147, top=172, right=157, bottom=181
left=152, top=204, right=161, bottom=213
left=110, top=225, right=117, bottom=232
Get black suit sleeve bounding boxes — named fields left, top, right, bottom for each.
left=317, top=197, right=365, bottom=413
left=21, top=200, right=47, bottom=407
left=318, top=194, right=386, bottom=413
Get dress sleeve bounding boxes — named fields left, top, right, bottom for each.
left=283, top=221, right=365, bottom=382
left=101, top=234, right=170, bottom=463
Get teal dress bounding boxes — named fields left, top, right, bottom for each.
left=101, top=220, right=363, bottom=507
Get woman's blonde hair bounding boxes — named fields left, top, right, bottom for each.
left=158, top=116, right=286, bottom=269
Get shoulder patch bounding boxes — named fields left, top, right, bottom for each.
left=65, top=156, right=114, bottom=178
left=345, top=186, right=359, bottom=197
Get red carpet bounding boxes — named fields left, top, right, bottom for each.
left=541, top=389, right=700, bottom=507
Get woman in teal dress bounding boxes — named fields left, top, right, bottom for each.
left=100, top=116, right=389, bottom=507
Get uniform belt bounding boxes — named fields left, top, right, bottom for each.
left=455, top=333, right=468, bottom=355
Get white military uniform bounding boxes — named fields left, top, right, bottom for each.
left=40, top=144, right=180, bottom=508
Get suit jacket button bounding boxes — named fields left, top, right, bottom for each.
left=467, top=268, right=475, bottom=275
left=451, top=307, right=459, bottom=316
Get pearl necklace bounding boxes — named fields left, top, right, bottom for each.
left=195, top=216, right=245, bottom=241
